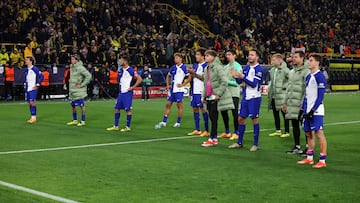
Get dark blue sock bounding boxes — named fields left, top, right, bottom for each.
left=320, top=154, right=327, bottom=161
left=162, top=115, right=168, bottom=123
left=194, top=112, right=200, bottom=131
left=72, top=112, right=77, bottom=121
left=30, top=105, right=36, bottom=116
left=81, top=114, right=86, bottom=122
left=177, top=116, right=182, bottom=123
left=203, top=112, right=209, bottom=131
left=237, top=124, right=246, bottom=145
left=253, top=123, right=260, bottom=146
left=225, top=128, right=230, bottom=134
left=114, top=112, right=120, bottom=127
left=126, top=114, right=132, bottom=127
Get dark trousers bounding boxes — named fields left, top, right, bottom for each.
left=271, top=99, right=289, bottom=132
left=4, top=82, right=13, bottom=99
left=109, top=83, right=119, bottom=98
left=142, top=85, right=150, bottom=100
left=87, top=81, right=94, bottom=99
left=221, top=97, right=239, bottom=132
left=288, top=119, right=301, bottom=146
left=40, top=86, right=50, bottom=100
left=206, top=100, right=218, bottom=139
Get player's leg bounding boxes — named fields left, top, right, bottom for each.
left=312, top=116, right=327, bottom=168
left=280, top=109, right=290, bottom=137
left=27, top=90, right=38, bottom=123
left=121, top=92, right=133, bottom=131
left=77, top=104, right=86, bottom=126
left=229, top=99, right=248, bottom=148
left=174, top=101, right=183, bottom=127
left=107, top=94, right=122, bottom=131
left=173, top=92, right=184, bottom=127
left=269, top=99, right=282, bottom=136
left=67, top=99, right=79, bottom=125
left=200, top=106, right=210, bottom=137
left=188, top=106, right=201, bottom=135
left=249, top=97, right=261, bottom=151
left=229, top=97, right=240, bottom=140
left=287, top=119, right=302, bottom=154
left=155, top=97, right=173, bottom=128
left=297, top=130, right=315, bottom=165
left=201, top=100, right=218, bottom=147
left=163, top=101, right=173, bottom=122
left=219, top=110, right=231, bottom=138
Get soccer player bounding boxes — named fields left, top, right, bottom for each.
left=228, top=49, right=264, bottom=151
left=219, top=49, right=242, bottom=140
left=24, top=56, right=43, bottom=123
left=155, top=53, right=191, bottom=129
left=297, top=54, right=327, bottom=168
left=282, top=51, right=310, bottom=154
left=201, top=50, right=234, bottom=147
left=107, top=56, right=142, bottom=131
left=268, top=54, right=290, bottom=137
left=66, top=55, right=92, bottom=126
left=186, top=47, right=209, bottom=137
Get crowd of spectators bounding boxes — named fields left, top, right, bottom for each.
left=183, top=0, right=360, bottom=63
left=0, top=0, right=359, bottom=70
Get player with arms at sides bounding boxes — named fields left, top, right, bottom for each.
left=155, top=53, right=191, bottom=129
left=107, top=56, right=142, bottom=131
left=228, top=49, right=264, bottom=151
left=66, top=55, right=92, bottom=126
left=282, top=51, right=310, bottom=154
left=186, top=47, right=209, bottom=137
left=218, top=49, right=242, bottom=140
left=24, top=56, right=43, bottom=123
left=297, top=54, right=327, bottom=168
left=268, top=53, right=290, bottom=137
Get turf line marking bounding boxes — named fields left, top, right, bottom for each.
left=0, top=120, right=359, bottom=155
left=0, top=180, right=79, bottom=203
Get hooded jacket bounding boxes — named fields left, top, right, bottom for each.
left=267, top=61, right=289, bottom=111
left=202, top=57, right=234, bottom=111
left=284, top=62, right=310, bottom=119
left=69, top=61, right=92, bottom=101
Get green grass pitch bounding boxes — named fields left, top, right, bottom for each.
left=0, top=93, right=359, bottom=202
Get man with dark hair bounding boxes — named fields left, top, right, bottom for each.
left=297, top=54, right=327, bottom=168
left=282, top=51, right=310, bottom=154
left=187, top=47, right=209, bottom=137
left=24, top=56, right=43, bottom=123
left=228, top=49, right=264, bottom=151
left=219, top=49, right=242, bottom=140
left=107, top=56, right=142, bottom=131
left=155, top=53, right=191, bottom=129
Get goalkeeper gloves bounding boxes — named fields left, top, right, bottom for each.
left=304, top=109, right=315, bottom=120
left=298, top=109, right=304, bottom=121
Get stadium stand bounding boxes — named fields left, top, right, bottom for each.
left=0, top=0, right=359, bottom=99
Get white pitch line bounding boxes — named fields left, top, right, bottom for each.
left=0, top=120, right=359, bottom=155
left=0, top=180, right=79, bottom=203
